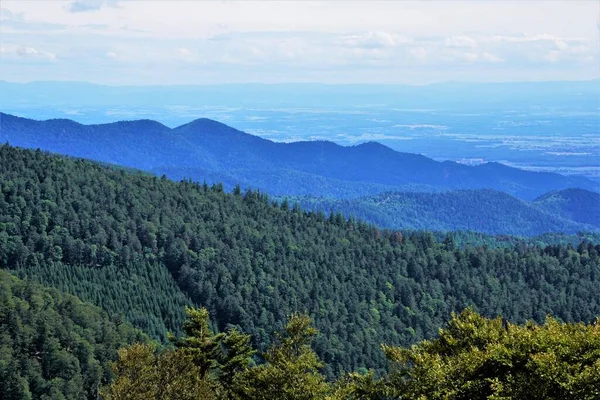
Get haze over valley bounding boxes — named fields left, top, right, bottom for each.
left=2, top=80, right=599, bottom=180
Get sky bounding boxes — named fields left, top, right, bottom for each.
left=1, top=0, right=599, bottom=85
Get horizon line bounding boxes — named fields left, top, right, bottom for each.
left=1, top=77, right=599, bottom=88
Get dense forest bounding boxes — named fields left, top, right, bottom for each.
left=534, top=188, right=600, bottom=228
left=285, top=189, right=600, bottom=236
left=0, top=270, right=146, bottom=399
left=1, top=144, right=599, bottom=377
left=4, top=282, right=598, bottom=399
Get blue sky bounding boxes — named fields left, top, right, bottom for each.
left=1, top=0, right=599, bottom=85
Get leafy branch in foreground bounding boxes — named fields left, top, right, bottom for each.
left=234, top=313, right=332, bottom=400
left=375, top=308, right=600, bottom=400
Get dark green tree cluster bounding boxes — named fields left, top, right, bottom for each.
left=1, top=144, right=599, bottom=376
left=0, top=270, right=146, bottom=400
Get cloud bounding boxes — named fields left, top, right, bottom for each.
left=1, top=1, right=598, bottom=84
left=16, top=46, right=56, bottom=60
left=554, top=40, right=569, bottom=51
left=409, top=46, right=427, bottom=60
left=441, top=50, right=479, bottom=63
left=177, top=48, right=193, bottom=57
left=1, top=8, right=24, bottom=21
left=482, top=52, right=503, bottom=63
left=340, top=31, right=412, bottom=48
left=545, top=51, right=562, bottom=63
left=1, top=7, right=65, bottom=31
left=491, top=33, right=587, bottom=44
left=461, top=52, right=479, bottom=62
left=444, top=36, right=477, bottom=48
left=66, top=0, right=120, bottom=13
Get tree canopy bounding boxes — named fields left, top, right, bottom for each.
left=1, top=144, right=599, bottom=376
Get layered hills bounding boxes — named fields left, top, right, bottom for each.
left=1, top=144, right=599, bottom=377
left=1, top=112, right=597, bottom=200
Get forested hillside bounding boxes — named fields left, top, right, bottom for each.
left=0, top=270, right=146, bottom=400
left=2, top=112, right=597, bottom=200
left=286, top=189, right=600, bottom=236
left=534, top=188, right=600, bottom=229
left=1, top=144, right=599, bottom=376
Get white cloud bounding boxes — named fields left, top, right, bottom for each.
left=491, top=33, right=587, bottom=44
left=409, top=46, right=427, bottom=60
left=482, top=52, right=504, bottom=63
left=554, top=40, right=569, bottom=51
left=16, top=46, right=56, bottom=60
left=340, top=31, right=412, bottom=48
left=1, top=7, right=24, bottom=21
left=444, top=36, right=477, bottom=48
left=461, top=52, right=479, bottom=62
left=1, top=0, right=599, bottom=84
left=177, top=48, right=193, bottom=57
left=66, top=0, right=120, bottom=13
left=570, top=45, right=590, bottom=55
left=546, top=50, right=562, bottom=63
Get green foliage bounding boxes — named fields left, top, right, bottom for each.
left=100, top=343, right=217, bottom=400
left=231, top=314, right=332, bottom=400
left=102, top=307, right=256, bottom=400
left=0, top=270, right=146, bottom=400
left=168, top=306, right=255, bottom=397
left=1, top=144, right=600, bottom=377
left=377, top=308, right=600, bottom=399
left=102, top=310, right=600, bottom=399
left=169, top=307, right=225, bottom=378
left=220, top=327, right=256, bottom=391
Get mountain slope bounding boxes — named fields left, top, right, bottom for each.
left=1, top=112, right=597, bottom=200
left=0, top=270, right=146, bottom=400
left=534, top=188, right=600, bottom=229
left=287, top=189, right=599, bottom=236
left=1, top=144, right=599, bottom=377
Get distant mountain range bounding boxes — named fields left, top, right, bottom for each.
left=1, top=113, right=597, bottom=202
left=2, top=80, right=598, bottom=111
left=285, top=188, right=600, bottom=236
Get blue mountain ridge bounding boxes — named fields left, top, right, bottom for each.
left=1, top=112, right=597, bottom=201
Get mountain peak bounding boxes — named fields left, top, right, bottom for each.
left=101, top=119, right=168, bottom=130
left=355, top=141, right=390, bottom=151
left=177, top=117, right=238, bottom=132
